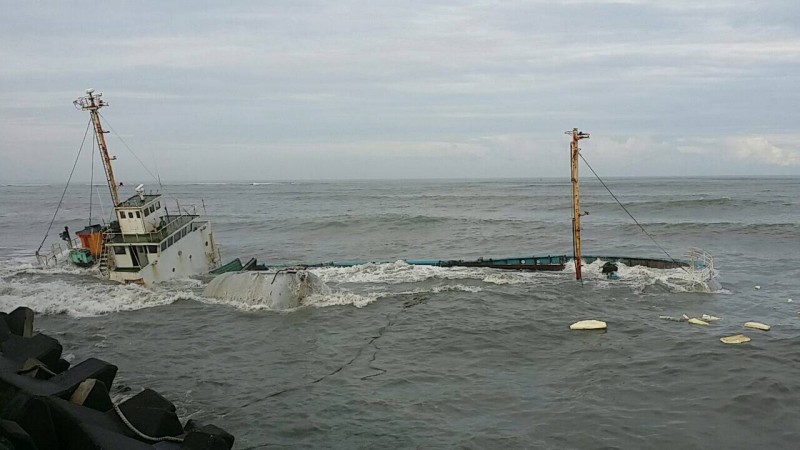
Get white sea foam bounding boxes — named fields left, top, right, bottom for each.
left=310, top=260, right=552, bottom=286
left=562, top=258, right=722, bottom=294
left=0, top=276, right=199, bottom=317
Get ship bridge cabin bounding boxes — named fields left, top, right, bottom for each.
left=106, top=191, right=218, bottom=285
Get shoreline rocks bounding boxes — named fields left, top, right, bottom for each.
left=0, top=306, right=234, bottom=449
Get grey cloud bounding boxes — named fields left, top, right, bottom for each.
left=1, top=1, right=799, bottom=182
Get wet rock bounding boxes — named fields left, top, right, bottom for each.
left=18, top=358, right=55, bottom=380
left=1, top=394, right=58, bottom=450
left=118, top=389, right=182, bottom=439
left=744, top=322, right=771, bottom=331
left=0, top=419, right=37, bottom=450
left=70, top=379, right=113, bottom=412
left=181, top=424, right=235, bottom=450
left=50, top=358, right=118, bottom=398
left=119, top=388, right=176, bottom=413
left=0, top=307, right=234, bottom=448
left=1, top=334, right=63, bottom=369
left=569, top=320, right=607, bottom=330
left=3, top=307, right=34, bottom=338
left=701, top=314, right=721, bottom=322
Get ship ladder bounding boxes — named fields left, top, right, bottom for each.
left=97, top=233, right=113, bottom=277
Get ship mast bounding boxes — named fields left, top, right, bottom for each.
left=75, top=89, right=120, bottom=207
left=566, top=128, right=590, bottom=281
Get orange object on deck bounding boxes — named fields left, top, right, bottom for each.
left=76, top=224, right=104, bottom=258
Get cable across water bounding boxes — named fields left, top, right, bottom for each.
left=577, top=151, right=688, bottom=271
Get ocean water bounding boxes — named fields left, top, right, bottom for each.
left=1, top=177, right=799, bottom=449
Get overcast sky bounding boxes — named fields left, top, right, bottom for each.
left=2, top=0, right=799, bottom=182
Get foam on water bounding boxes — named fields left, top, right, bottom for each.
left=562, top=258, right=722, bottom=294
left=311, top=260, right=558, bottom=286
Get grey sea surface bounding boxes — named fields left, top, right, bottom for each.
left=1, top=177, right=799, bottom=449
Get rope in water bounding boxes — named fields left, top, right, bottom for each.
left=577, top=151, right=688, bottom=272
left=35, top=119, right=93, bottom=256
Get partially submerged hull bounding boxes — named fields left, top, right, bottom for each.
left=203, top=269, right=327, bottom=310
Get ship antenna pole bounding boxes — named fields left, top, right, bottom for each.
left=566, top=128, right=589, bottom=281
left=76, top=89, right=120, bottom=207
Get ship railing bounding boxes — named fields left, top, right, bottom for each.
left=686, top=247, right=715, bottom=282
left=106, top=214, right=198, bottom=244
left=36, top=238, right=81, bottom=267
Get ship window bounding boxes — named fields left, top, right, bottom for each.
left=127, top=212, right=134, bottom=219
left=118, top=211, right=125, bottom=220
left=135, top=211, right=141, bottom=218
left=156, top=201, right=160, bottom=209
left=161, top=242, right=167, bottom=251
left=143, top=208, right=149, bottom=217
left=168, top=236, right=174, bottom=247
left=113, top=246, right=126, bottom=255
left=148, top=245, right=158, bottom=253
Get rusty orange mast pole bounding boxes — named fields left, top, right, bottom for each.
left=566, top=128, right=590, bottom=281
left=76, top=89, right=120, bottom=207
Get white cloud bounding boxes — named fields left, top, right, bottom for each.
left=729, top=136, right=800, bottom=167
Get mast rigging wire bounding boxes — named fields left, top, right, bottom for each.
left=35, top=119, right=93, bottom=256
left=89, top=132, right=95, bottom=225
left=577, top=151, right=688, bottom=271
left=98, top=112, right=164, bottom=190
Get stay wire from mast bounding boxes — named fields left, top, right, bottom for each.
left=89, top=133, right=95, bottom=225
left=98, top=112, right=164, bottom=190
left=36, top=119, right=93, bottom=256
left=577, top=152, right=688, bottom=272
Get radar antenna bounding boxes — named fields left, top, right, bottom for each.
left=75, top=89, right=120, bottom=206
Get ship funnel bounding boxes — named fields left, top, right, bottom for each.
left=135, top=184, right=145, bottom=201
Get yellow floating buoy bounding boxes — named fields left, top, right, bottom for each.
left=720, top=334, right=751, bottom=344
left=744, top=322, right=771, bottom=331
left=688, top=318, right=709, bottom=326
left=570, top=320, right=607, bottom=330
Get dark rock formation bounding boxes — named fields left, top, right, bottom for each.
left=0, top=307, right=234, bottom=449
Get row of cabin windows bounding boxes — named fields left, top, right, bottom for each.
left=119, top=211, right=140, bottom=220
left=117, top=202, right=161, bottom=221
left=159, top=224, right=191, bottom=252
left=143, top=202, right=160, bottom=217
left=112, top=245, right=158, bottom=255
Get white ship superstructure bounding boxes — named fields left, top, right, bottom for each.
left=37, top=89, right=220, bottom=285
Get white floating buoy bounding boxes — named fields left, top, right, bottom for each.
left=744, top=322, right=771, bottom=331
left=570, top=320, right=607, bottom=330
left=681, top=314, right=690, bottom=321
left=788, top=299, right=793, bottom=303
left=688, top=318, right=709, bottom=326
left=755, top=285, right=761, bottom=290
left=701, top=314, right=721, bottom=322
left=659, top=315, right=683, bottom=322
left=721, top=334, right=751, bottom=344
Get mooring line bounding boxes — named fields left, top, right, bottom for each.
left=578, top=152, right=688, bottom=272
left=237, top=295, right=426, bottom=410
